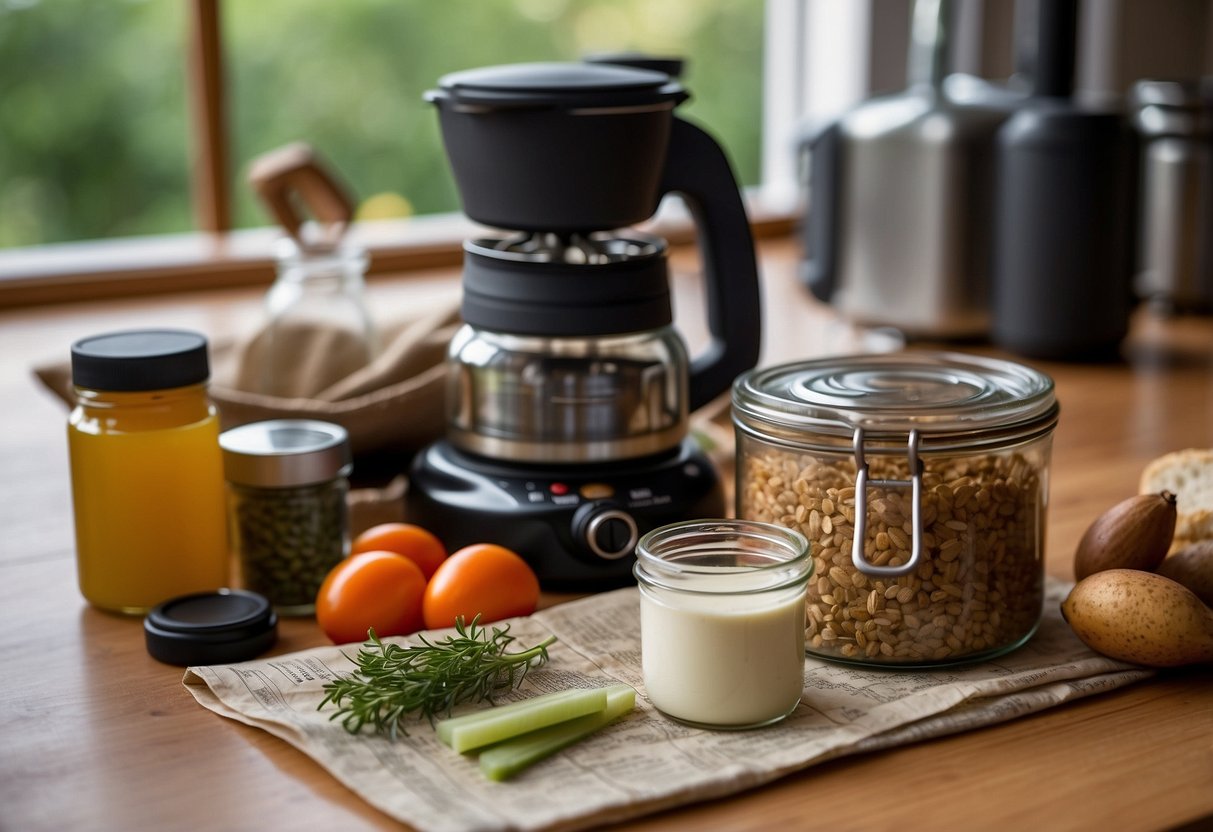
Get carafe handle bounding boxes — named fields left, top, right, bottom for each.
left=659, top=117, right=762, bottom=412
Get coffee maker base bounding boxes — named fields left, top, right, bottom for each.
left=406, top=439, right=724, bottom=592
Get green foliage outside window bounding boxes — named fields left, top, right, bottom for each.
left=0, top=0, right=764, bottom=248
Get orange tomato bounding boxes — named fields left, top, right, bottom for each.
left=351, top=522, right=447, bottom=579
left=315, top=551, right=426, bottom=644
left=422, top=543, right=540, bottom=630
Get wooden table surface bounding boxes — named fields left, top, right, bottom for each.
left=2, top=236, right=1211, bottom=831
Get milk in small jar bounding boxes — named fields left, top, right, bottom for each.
left=634, top=520, right=812, bottom=729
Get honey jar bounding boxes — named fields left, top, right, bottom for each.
left=68, top=330, right=228, bottom=614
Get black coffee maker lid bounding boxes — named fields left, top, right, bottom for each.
left=430, top=62, right=687, bottom=110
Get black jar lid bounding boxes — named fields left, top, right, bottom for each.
left=427, top=61, right=687, bottom=111
left=144, top=589, right=278, bottom=666
left=71, top=329, right=210, bottom=392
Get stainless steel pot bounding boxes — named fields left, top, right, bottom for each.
left=802, top=0, right=1018, bottom=339
left=1131, top=79, right=1213, bottom=314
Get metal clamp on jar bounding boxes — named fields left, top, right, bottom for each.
left=732, top=353, right=1059, bottom=667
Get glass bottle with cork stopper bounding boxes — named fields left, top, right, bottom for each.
left=241, top=143, right=377, bottom=398
left=67, top=329, right=229, bottom=614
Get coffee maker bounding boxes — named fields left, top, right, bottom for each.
left=407, top=61, right=762, bottom=590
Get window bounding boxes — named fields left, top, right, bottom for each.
left=25, top=0, right=1205, bottom=307
left=0, top=0, right=769, bottom=302
left=223, top=0, right=766, bottom=231
left=1, top=0, right=798, bottom=306
left=0, top=0, right=191, bottom=246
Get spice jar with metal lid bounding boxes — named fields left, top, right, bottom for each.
left=732, top=352, right=1059, bottom=667
left=220, top=419, right=352, bottom=615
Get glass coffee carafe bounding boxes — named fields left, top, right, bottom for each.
left=447, top=233, right=689, bottom=465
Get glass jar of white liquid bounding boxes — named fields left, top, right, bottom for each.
left=634, top=520, right=812, bottom=730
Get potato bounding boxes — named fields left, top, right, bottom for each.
left=1156, top=541, right=1213, bottom=607
left=1061, top=569, right=1213, bottom=667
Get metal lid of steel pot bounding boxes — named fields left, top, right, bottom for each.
left=1130, top=80, right=1213, bottom=138
left=220, top=419, right=352, bottom=488
left=732, top=352, right=1058, bottom=452
left=426, top=61, right=687, bottom=111
left=1130, top=79, right=1213, bottom=110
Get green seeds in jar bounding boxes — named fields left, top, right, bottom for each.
left=231, top=479, right=348, bottom=610
left=220, top=420, right=353, bottom=615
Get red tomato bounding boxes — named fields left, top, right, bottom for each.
left=422, top=543, right=540, bottom=630
left=315, top=551, right=426, bottom=644
left=351, top=522, right=447, bottom=579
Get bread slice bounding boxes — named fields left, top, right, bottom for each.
left=1140, top=448, right=1213, bottom=541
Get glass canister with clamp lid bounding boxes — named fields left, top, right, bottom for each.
left=732, top=352, right=1059, bottom=667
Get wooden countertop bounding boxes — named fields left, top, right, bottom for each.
left=2, top=236, right=1211, bottom=831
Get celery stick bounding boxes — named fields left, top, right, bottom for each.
left=442, top=688, right=609, bottom=753
left=478, top=684, right=636, bottom=781
left=435, top=689, right=588, bottom=746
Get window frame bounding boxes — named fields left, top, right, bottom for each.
left=0, top=0, right=797, bottom=309
left=4, top=0, right=1206, bottom=308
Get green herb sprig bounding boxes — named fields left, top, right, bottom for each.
left=318, top=616, right=557, bottom=739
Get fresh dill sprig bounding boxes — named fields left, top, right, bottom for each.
left=317, top=616, right=557, bottom=739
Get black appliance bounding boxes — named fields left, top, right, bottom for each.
left=408, top=60, right=762, bottom=590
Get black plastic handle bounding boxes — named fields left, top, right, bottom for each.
left=799, top=120, right=841, bottom=303
left=1032, top=0, right=1077, bottom=98
left=659, top=117, right=762, bottom=412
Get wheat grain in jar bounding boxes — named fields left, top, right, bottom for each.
left=731, top=352, right=1058, bottom=667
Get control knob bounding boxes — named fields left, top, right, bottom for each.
left=573, top=502, right=639, bottom=560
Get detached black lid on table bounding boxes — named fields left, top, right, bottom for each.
left=71, top=329, right=210, bottom=392
left=144, top=589, right=278, bottom=667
